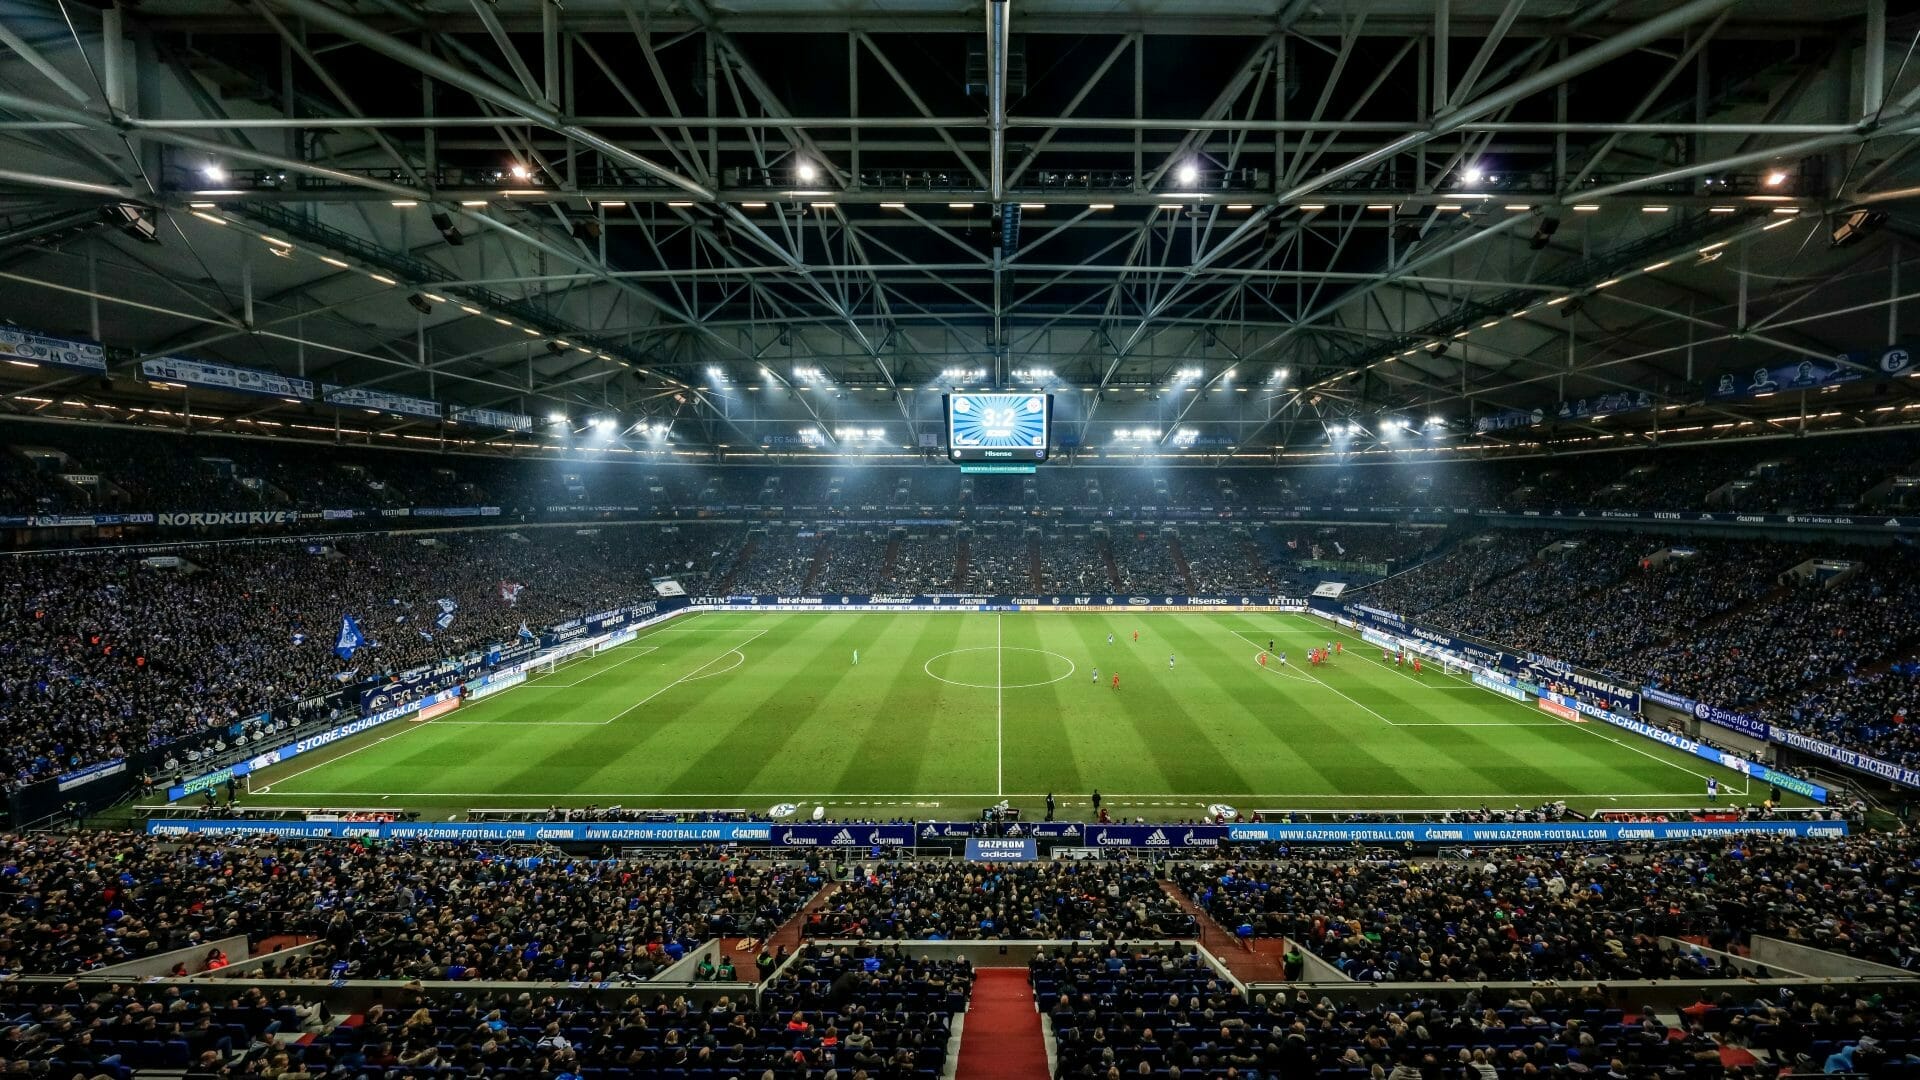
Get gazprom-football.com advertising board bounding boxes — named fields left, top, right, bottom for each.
left=146, top=817, right=1845, bottom=844
left=688, top=594, right=1306, bottom=612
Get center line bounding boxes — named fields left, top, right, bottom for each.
left=996, top=612, right=1004, bottom=796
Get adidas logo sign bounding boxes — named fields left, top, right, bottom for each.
left=829, top=828, right=857, bottom=845
left=1145, top=829, right=1170, bottom=846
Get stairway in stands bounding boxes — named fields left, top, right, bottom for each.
left=1168, top=533, right=1198, bottom=593
left=1157, top=881, right=1292, bottom=982
left=955, top=968, right=1050, bottom=1080
left=952, top=533, right=971, bottom=590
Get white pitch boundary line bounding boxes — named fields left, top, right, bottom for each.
left=254, top=718, right=439, bottom=794
left=1274, top=616, right=1746, bottom=795
left=995, top=612, right=1004, bottom=797
left=1243, top=648, right=1319, bottom=684
left=596, top=628, right=769, bottom=726
left=1228, top=628, right=1405, bottom=728
left=546, top=645, right=659, bottom=686
left=429, top=628, right=768, bottom=728
left=266, top=788, right=1733, bottom=800
left=260, top=615, right=726, bottom=786
left=1281, top=613, right=1479, bottom=688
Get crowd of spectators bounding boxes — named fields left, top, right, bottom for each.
left=1359, top=532, right=1541, bottom=616
left=1635, top=548, right=1920, bottom=711
left=1041, top=946, right=1917, bottom=1080
left=0, top=831, right=820, bottom=979
left=1038, top=529, right=1115, bottom=592
left=958, top=525, right=1031, bottom=592
left=10, top=418, right=1920, bottom=522
left=1420, top=534, right=1648, bottom=648
left=1180, top=528, right=1273, bottom=594
left=0, top=525, right=733, bottom=787
left=801, top=860, right=1198, bottom=940
left=727, top=529, right=823, bottom=593
left=886, top=530, right=958, bottom=592
left=1762, top=659, right=1920, bottom=769
left=1173, top=830, right=1920, bottom=979
left=295, top=945, right=964, bottom=1080
left=1110, top=529, right=1186, bottom=593
left=812, top=529, right=891, bottom=594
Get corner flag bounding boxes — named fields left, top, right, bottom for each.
left=335, top=613, right=367, bottom=660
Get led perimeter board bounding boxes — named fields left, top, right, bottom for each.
left=944, top=392, right=1053, bottom=463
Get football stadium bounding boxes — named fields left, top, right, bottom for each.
left=4, top=1, right=1920, bottom=1078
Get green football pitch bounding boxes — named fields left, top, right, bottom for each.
left=226, top=610, right=1786, bottom=822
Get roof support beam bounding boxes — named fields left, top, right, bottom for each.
left=257, top=0, right=713, bottom=199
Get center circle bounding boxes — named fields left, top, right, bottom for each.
left=923, top=646, right=1077, bottom=689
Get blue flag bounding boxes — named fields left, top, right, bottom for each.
left=518, top=622, right=535, bottom=642
left=435, top=610, right=455, bottom=631
left=335, top=614, right=366, bottom=660
left=291, top=631, right=306, bottom=646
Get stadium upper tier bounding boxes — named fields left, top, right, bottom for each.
left=5, top=420, right=1920, bottom=523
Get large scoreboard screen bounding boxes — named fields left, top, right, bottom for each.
left=945, top=392, right=1052, bottom=463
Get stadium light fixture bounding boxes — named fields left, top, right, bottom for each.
left=547, top=412, right=567, bottom=425
left=1461, top=165, right=1484, bottom=185
left=1764, top=169, right=1788, bottom=187
left=508, top=163, right=530, bottom=180
left=1176, top=161, right=1200, bottom=186
left=202, top=164, right=227, bottom=183
left=795, top=160, right=819, bottom=182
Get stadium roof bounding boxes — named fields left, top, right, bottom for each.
left=2, top=0, right=1919, bottom=458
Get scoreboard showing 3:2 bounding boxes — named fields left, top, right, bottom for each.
left=945, top=392, right=1052, bottom=463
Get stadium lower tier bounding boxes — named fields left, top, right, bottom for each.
left=5, top=831, right=1914, bottom=980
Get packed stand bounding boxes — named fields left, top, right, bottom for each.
left=1762, top=658, right=1920, bottom=768
left=886, top=530, right=958, bottom=592
left=1179, top=528, right=1273, bottom=594
left=1041, top=952, right=1918, bottom=1080
left=1421, top=532, right=1648, bottom=649
left=0, top=525, right=739, bottom=787
left=0, top=978, right=333, bottom=1074
left=1264, top=525, right=1447, bottom=570
left=1636, top=546, right=1920, bottom=710
left=1109, top=529, right=1185, bottom=592
left=1037, top=528, right=1114, bottom=593
left=300, top=945, right=965, bottom=1080
left=959, top=525, right=1031, bottom=592
left=1499, top=538, right=1800, bottom=670
left=0, top=831, right=821, bottom=979
left=1172, top=830, right=1920, bottom=979
left=726, top=528, right=823, bottom=593
left=802, top=860, right=1199, bottom=940
left=1357, top=532, right=1540, bottom=616
left=812, top=529, right=892, bottom=593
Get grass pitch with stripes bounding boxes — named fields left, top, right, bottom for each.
left=230, top=611, right=1780, bottom=822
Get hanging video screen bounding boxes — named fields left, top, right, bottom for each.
left=945, top=393, right=1052, bottom=463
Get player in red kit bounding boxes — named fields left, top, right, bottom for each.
left=1111, top=672, right=1120, bottom=690
left=1412, top=657, right=1422, bottom=675
left=1132, top=630, right=1138, bottom=643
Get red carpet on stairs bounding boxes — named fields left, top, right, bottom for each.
left=956, top=968, right=1051, bottom=1080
